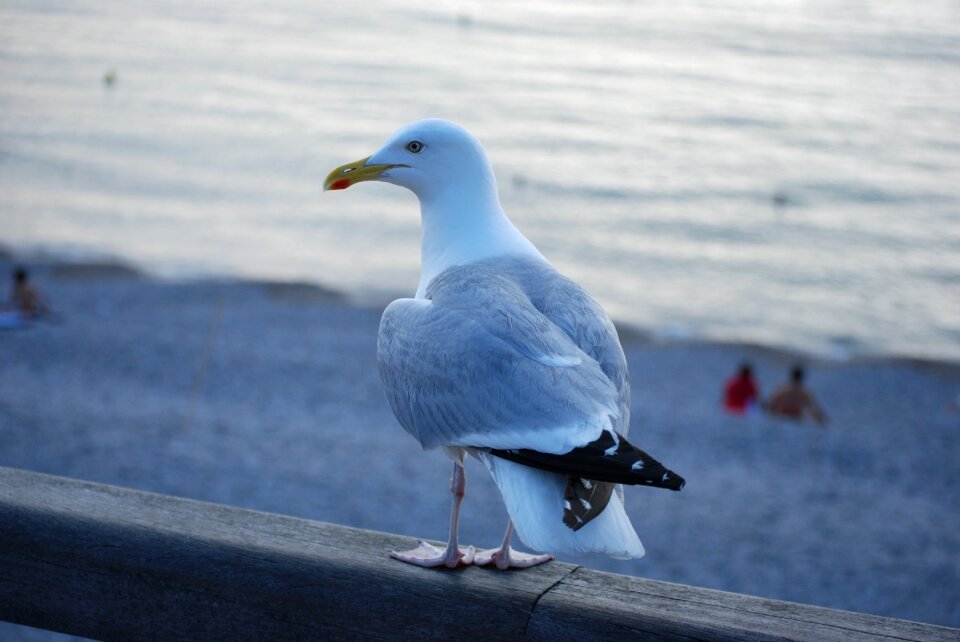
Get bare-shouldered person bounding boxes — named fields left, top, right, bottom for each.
left=766, top=365, right=827, bottom=425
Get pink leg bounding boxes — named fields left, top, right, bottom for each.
left=390, top=461, right=475, bottom=568
left=475, top=520, right=554, bottom=570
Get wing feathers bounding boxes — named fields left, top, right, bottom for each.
left=378, top=263, right=622, bottom=454
left=563, top=478, right=615, bottom=531
left=491, top=430, right=686, bottom=490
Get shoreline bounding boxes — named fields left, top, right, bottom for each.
left=3, top=242, right=958, bottom=374
left=2, top=241, right=958, bottom=628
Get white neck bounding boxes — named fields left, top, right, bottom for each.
left=415, top=180, right=544, bottom=298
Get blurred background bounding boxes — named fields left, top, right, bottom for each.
left=2, top=1, right=959, bottom=639
left=2, top=0, right=958, bottom=360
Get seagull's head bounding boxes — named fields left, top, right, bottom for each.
left=324, top=119, right=496, bottom=201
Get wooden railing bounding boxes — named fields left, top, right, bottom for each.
left=0, top=466, right=955, bottom=641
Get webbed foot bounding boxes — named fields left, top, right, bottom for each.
left=474, top=546, right=553, bottom=570
left=390, top=541, right=476, bottom=568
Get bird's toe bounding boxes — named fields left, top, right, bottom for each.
left=390, top=541, right=475, bottom=568
left=475, top=546, right=554, bottom=570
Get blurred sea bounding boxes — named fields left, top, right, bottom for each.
left=1, top=0, right=958, bottom=361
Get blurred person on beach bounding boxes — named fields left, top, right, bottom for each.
left=723, top=362, right=759, bottom=416
left=0, top=267, right=50, bottom=328
left=766, top=365, right=828, bottom=425
left=11, top=267, right=49, bottom=317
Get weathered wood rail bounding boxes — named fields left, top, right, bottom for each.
left=0, top=466, right=955, bottom=641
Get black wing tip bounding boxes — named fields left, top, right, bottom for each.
left=562, top=512, right=583, bottom=530
left=653, top=467, right=685, bottom=491
left=490, top=432, right=688, bottom=490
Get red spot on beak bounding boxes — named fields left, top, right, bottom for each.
left=329, top=178, right=352, bottom=190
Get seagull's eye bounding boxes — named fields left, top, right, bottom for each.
left=405, top=140, right=424, bottom=154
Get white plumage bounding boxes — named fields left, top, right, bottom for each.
left=325, top=119, right=682, bottom=569
left=480, top=453, right=644, bottom=559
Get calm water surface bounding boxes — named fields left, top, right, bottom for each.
left=2, top=0, right=958, bottom=360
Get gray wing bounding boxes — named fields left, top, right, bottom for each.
left=509, top=258, right=631, bottom=436
left=377, top=264, right=622, bottom=454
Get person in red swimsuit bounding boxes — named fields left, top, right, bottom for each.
left=723, top=362, right=759, bottom=415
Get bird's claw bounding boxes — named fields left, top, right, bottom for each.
left=390, top=541, right=476, bottom=568
left=474, top=546, right=554, bottom=570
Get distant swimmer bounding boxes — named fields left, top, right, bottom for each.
left=723, top=362, right=759, bottom=416
left=0, top=267, right=51, bottom=328
left=766, top=365, right=827, bottom=425
left=10, top=267, right=50, bottom=318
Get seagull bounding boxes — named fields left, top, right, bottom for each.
left=324, top=119, right=684, bottom=570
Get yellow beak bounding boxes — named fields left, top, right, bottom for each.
left=323, top=156, right=408, bottom=191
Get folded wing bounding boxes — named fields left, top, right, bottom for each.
left=377, top=264, right=622, bottom=455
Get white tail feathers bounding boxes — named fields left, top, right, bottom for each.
left=480, top=453, right=644, bottom=558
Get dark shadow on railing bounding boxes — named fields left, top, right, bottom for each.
left=0, top=467, right=955, bottom=641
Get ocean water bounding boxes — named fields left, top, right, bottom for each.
left=1, top=0, right=958, bottom=361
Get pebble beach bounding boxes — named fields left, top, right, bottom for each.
left=2, top=250, right=958, bottom=638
